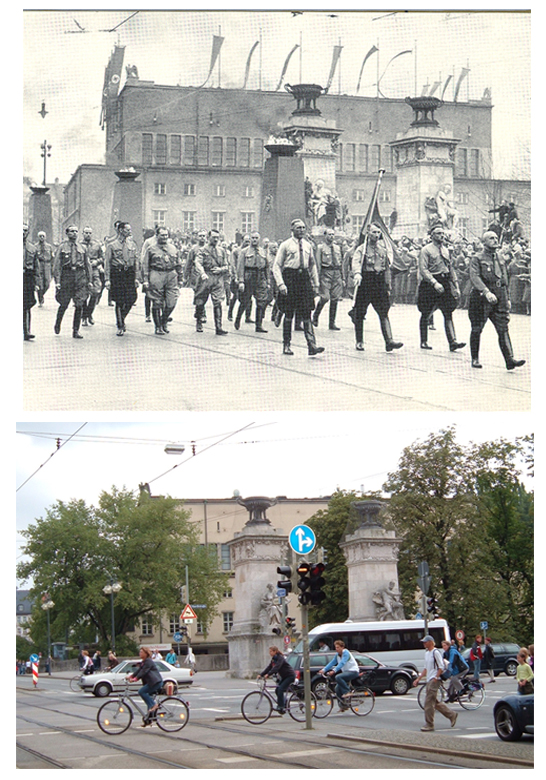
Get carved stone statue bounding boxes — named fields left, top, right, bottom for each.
left=372, top=581, right=405, bottom=621
left=258, top=583, right=282, bottom=631
left=436, top=183, right=458, bottom=231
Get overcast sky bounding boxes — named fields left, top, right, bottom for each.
left=22, top=4, right=531, bottom=184
left=16, top=414, right=533, bottom=582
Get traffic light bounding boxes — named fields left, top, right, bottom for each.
left=272, top=627, right=282, bottom=636
left=296, top=561, right=312, bottom=605
left=285, top=617, right=296, bottom=633
left=276, top=565, right=293, bottom=593
left=427, top=597, right=439, bottom=618
left=309, top=562, right=326, bottom=606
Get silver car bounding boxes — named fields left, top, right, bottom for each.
left=78, top=658, right=194, bottom=697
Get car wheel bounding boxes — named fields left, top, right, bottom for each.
left=495, top=704, right=522, bottom=741
left=505, top=660, right=518, bottom=677
left=162, top=680, right=178, bottom=695
left=390, top=675, right=410, bottom=695
left=94, top=682, right=112, bottom=698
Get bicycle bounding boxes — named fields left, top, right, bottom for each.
left=417, top=675, right=485, bottom=711
left=241, top=677, right=319, bottom=724
left=312, top=672, right=375, bottom=717
left=97, top=685, right=189, bottom=734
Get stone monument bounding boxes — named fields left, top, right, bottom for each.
left=339, top=500, right=405, bottom=621
left=28, top=184, right=53, bottom=243
left=226, top=497, right=288, bottom=678
left=110, top=168, right=143, bottom=242
left=390, top=96, right=460, bottom=238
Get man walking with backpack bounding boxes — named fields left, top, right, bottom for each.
left=413, top=635, right=458, bottom=731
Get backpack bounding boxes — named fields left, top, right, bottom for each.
left=452, top=649, right=469, bottom=674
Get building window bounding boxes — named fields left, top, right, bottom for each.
left=223, top=588, right=233, bottom=598
left=455, top=191, right=469, bottom=205
left=142, top=133, right=153, bottom=166
left=469, top=149, right=480, bottom=178
left=213, top=184, right=226, bottom=197
left=336, top=142, right=343, bottom=171
left=184, top=183, right=196, bottom=196
left=222, top=612, right=234, bottom=633
left=220, top=544, right=231, bottom=571
left=198, top=136, right=209, bottom=166
left=170, top=135, right=181, bottom=165
left=154, top=182, right=166, bottom=195
left=156, top=134, right=167, bottom=165
left=459, top=217, right=469, bottom=238
left=239, top=138, right=251, bottom=167
left=370, top=145, right=381, bottom=172
left=456, top=147, right=468, bottom=177
left=359, top=144, right=369, bottom=173
left=184, top=135, right=196, bottom=166
left=226, top=137, right=237, bottom=167
left=253, top=138, right=263, bottom=168
left=152, top=210, right=167, bottom=227
left=382, top=146, right=393, bottom=173
left=378, top=190, right=391, bottom=203
left=240, top=212, right=254, bottom=233
left=141, top=616, right=153, bottom=635
left=212, top=136, right=223, bottom=167
left=352, top=215, right=366, bottom=232
left=353, top=189, right=366, bottom=201
left=169, top=615, right=180, bottom=634
left=243, top=186, right=254, bottom=198
left=345, top=143, right=356, bottom=172
left=182, top=211, right=196, bottom=231
left=212, top=212, right=225, bottom=232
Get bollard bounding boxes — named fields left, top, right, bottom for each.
left=32, top=662, right=39, bottom=687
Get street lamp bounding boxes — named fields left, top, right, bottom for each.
left=103, top=579, right=122, bottom=654
left=41, top=594, right=55, bottom=662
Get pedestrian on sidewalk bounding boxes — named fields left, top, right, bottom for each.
left=482, top=637, right=496, bottom=683
left=413, top=634, right=458, bottom=731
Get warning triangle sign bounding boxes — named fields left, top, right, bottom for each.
left=180, top=603, right=198, bottom=620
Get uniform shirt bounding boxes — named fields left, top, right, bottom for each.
left=272, top=236, right=319, bottom=289
left=469, top=247, right=509, bottom=293
left=105, top=236, right=140, bottom=282
left=419, top=241, right=455, bottom=284
left=36, top=241, right=54, bottom=264
left=352, top=239, right=389, bottom=274
left=236, top=245, right=268, bottom=282
left=194, top=244, right=229, bottom=276
left=316, top=241, right=342, bottom=273
left=23, top=239, right=39, bottom=273
left=142, top=239, right=182, bottom=282
left=82, top=239, right=104, bottom=270
left=53, top=240, right=92, bottom=283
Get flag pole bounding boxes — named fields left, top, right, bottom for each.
left=352, top=168, right=386, bottom=304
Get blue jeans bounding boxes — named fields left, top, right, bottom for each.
left=335, top=671, right=359, bottom=700
left=139, top=681, right=162, bottom=711
left=472, top=658, right=481, bottom=680
left=276, top=676, right=295, bottom=711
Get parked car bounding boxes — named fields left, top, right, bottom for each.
left=462, top=643, right=520, bottom=677
left=494, top=694, right=534, bottom=741
left=285, top=651, right=417, bottom=695
left=78, top=658, right=193, bottom=697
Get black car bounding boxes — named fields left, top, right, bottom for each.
left=494, top=694, right=534, bottom=741
left=462, top=642, right=520, bottom=677
left=285, top=651, right=417, bottom=695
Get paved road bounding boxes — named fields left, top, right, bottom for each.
left=17, top=671, right=533, bottom=769
left=23, top=291, right=530, bottom=411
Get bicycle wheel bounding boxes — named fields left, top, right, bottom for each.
left=458, top=683, right=485, bottom=710
left=97, top=699, right=133, bottom=735
left=312, top=683, right=334, bottom=719
left=417, top=682, right=447, bottom=710
left=241, top=690, right=272, bottom=724
left=156, top=696, right=189, bottom=732
left=69, top=674, right=82, bottom=692
left=348, top=687, right=375, bottom=716
left=287, top=689, right=317, bottom=722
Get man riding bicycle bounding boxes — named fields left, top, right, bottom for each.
left=128, top=647, right=163, bottom=726
left=257, top=646, right=296, bottom=715
left=319, top=640, right=360, bottom=711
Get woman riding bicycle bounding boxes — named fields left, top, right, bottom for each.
left=128, top=647, right=163, bottom=725
left=257, top=646, right=296, bottom=715
left=319, top=640, right=360, bottom=711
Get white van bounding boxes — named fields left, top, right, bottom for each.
left=292, top=618, right=450, bottom=672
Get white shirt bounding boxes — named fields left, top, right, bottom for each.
left=424, top=647, right=445, bottom=682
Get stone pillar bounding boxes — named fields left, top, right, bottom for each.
left=28, top=185, right=53, bottom=243
left=340, top=500, right=404, bottom=622
left=390, top=97, right=460, bottom=239
left=111, top=169, right=143, bottom=243
left=260, top=144, right=306, bottom=242
left=226, top=497, right=288, bottom=678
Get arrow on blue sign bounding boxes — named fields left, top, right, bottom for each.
left=289, top=524, right=316, bottom=555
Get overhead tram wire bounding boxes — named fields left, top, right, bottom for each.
left=16, top=423, right=88, bottom=493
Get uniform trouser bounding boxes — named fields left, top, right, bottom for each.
left=353, top=273, right=393, bottom=345
left=418, top=276, right=459, bottom=346
left=148, top=269, right=180, bottom=327
left=423, top=678, right=456, bottom=727
left=194, top=274, right=226, bottom=331
left=37, top=262, right=52, bottom=303
left=24, top=271, right=36, bottom=337
left=83, top=270, right=102, bottom=319
left=468, top=287, right=514, bottom=365
left=235, top=269, right=269, bottom=327
left=55, top=268, right=89, bottom=332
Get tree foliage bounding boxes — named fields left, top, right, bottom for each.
left=16, top=487, right=229, bottom=652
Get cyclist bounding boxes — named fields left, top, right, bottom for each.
left=128, top=647, right=164, bottom=726
left=319, top=640, right=360, bottom=711
left=257, top=646, right=296, bottom=715
left=441, top=639, right=469, bottom=701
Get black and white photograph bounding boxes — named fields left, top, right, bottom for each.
left=22, top=6, right=531, bottom=411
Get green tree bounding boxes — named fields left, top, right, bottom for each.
left=17, top=487, right=229, bottom=652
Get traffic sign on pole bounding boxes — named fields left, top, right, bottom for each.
left=180, top=603, right=198, bottom=621
left=480, top=621, right=488, bottom=632
left=289, top=525, right=316, bottom=556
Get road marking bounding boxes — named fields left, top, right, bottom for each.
left=39, top=731, right=62, bottom=735
left=282, top=748, right=339, bottom=758
left=216, top=756, right=258, bottom=764
left=454, top=732, right=498, bottom=739
left=73, top=730, right=96, bottom=733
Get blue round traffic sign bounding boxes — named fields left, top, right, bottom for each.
left=173, top=633, right=183, bottom=642
left=30, top=653, right=39, bottom=663
left=289, top=524, right=316, bottom=555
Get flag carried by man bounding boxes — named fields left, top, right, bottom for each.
left=356, top=169, right=401, bottom=266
